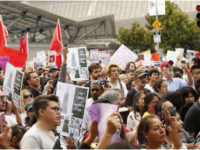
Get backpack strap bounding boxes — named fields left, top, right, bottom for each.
left=118, top=81, right=123, bottom=89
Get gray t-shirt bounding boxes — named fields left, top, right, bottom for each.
left=179, top=129, right=195, bottom=143
left=20, top=124, right=67, bottom=149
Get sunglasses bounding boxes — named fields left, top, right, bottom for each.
left=165, top=64, right=172, bottom=68
left=24, top=94, right=33, bottom=99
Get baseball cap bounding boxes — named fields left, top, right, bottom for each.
left=48, top=65, right=58, bottom=73
left=160, top=60, right=174, bottom=69
left=25, top=101, right=33, bottom=112
left=134, top=69, right=148, bottom=77
left=35, top=62, right=44, bottom=70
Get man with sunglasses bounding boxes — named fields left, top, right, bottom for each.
left=21, top=94, right=67, bottom=149
left=125, top=70, right=151, bottom=112
left=82, top=80, right=106, bottom=131
left=161, top=60, right=193, bottom=91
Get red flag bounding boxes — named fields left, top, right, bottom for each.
left=49, top=19, right=63, bottom=69
left=19, top=35, right=24, bottom=52
left=0, top=15, right=7, bottom=46
left=23, top=32, right=28, bottom=55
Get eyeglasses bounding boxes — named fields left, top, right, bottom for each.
left=24, top=94, right=33, bottom=99
left=165, top=64, right=172, bottom=68
left=0, top=95, right=8, bottom=101
left=50, top=107, right=60, bottom=113
left=167, top=106, right=176, bottom=111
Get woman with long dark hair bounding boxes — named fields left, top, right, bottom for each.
left=142, top=93, right=159, bottom=118
left=127, top=92, right=145, bottom=131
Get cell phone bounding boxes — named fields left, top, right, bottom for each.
left=181, top=60, right=186, bottom=64
left=161, top=106, right=169, bottom=126
left=64, top=43, right=67, bottom=47
left=0, top=112, right=6, bottom=132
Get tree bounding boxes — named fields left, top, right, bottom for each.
left=145, top=1, right=200, bottom=54
left=116, top=22, right=154, bottom=53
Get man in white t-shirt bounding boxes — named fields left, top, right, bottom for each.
left=145, top=69, right=160, bottom=93
left=107, top=63, right=128, bottom=97
left=21, top=95, right=67, bottom=149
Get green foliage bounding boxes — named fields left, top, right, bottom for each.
left=145, top=1, right=200, bottom=54
left=116, top=22, right=154, bottom=53
left=116, top=1, right=200, bottom=54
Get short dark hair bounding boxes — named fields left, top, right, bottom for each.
left=191, top=65, right=200, bottom=72
left=10, top=125, right=26, bottom=142
left=33, top=94, right=59, bottom=118
left=153, top=79, right=166, bottom=93
left=173, top=67, right=183, bottom=75
left=174, top=73, right=181, bottom=78
left=148, top=69, right=159, bottom=76
left=25, top=71, right=35, bottom=81
left=88, top=63, right=102, bottom=73
left=126, top=69, right=135, bottom=74
left=192, top=57, right=200, bottom=65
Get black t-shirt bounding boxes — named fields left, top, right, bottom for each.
left=28, top=87, right=42, bottom=99
left=124, top=88, right=151, bottom=107
left=184, top=102, right=200, bottom=138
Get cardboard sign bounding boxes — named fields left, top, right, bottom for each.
left=110, top=44, right=138, bottom=70
left=0, top=45, right=27, bottom=68
left=135, top=60, right=144, bottom=69
left=0, top=55, right=9, bottom=70
left=48, top=51, right=56, bottom=66
left=151, top=53, right=160, bottom=61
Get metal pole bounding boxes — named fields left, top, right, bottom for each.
left=155, top=0, right=161, bottom=59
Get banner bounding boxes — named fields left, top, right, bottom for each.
left=87, top=103, right=121, bottom=144
left=56, top=82, right=89, bottom=139
left=99, top=51, right=110, bottom=66
left=3, top=63, right=24, bottom=108
left=90, top=49, right=99, bottom=64
left=0, top=55, right=9, bottom=70
left=37, top=51, right=46, bottom=68
left=48, top=51, right=56, bottom=66
left=110, top=44, right=138, bottom=70
left=0, top=45, right=27, bottom=68
left=67, top=47, right=89, bottom=81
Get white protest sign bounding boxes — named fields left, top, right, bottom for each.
left=48, top=51, right=56, bottom=66
left=99, top=51, right=110, bottom=66
left=148, top=0, right=165, bottom=16
left=37, top=51, right=46, bottom=68
left=110, top=44, right=138, bottom=70
left=186, top=50, right=196, bottom=63
left=3, top=63, right=24, bottom=108
left=33, top=58, right=41, bottom=69
left=90, top=49, right=99, bottom=64
left=56, top=82, right=89, bottom=139
left=143, top=61, right=154, bottom=67
left=144, top=54, right=151, bottom=62
left=67, top=47, right=89, bottom=81
left=175, top=48, right=184, bottom=61
left=166, top=50, right=178, bottom=62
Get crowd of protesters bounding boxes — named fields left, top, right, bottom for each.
left=1, top=47, right=200, bottom=149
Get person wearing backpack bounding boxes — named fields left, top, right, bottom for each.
left=106, top=63, right=128, bottom=99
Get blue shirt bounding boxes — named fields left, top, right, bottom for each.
left=162, top=76, right=193, bottom=91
